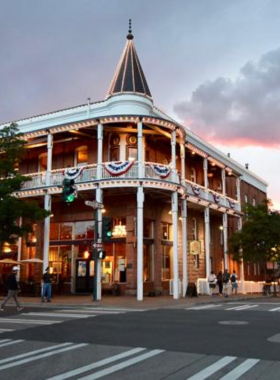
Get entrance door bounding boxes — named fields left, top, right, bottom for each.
left=75, top=259, right=94, bottom=293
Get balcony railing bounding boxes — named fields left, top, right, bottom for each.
left=20, top=163, right=240, bottom=211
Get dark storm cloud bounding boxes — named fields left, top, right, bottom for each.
left=174, top=48, right=280, bottom=147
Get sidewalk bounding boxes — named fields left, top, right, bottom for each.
left=7, top=293, right=278, bottom=310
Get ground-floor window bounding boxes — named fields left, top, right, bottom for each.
left=161, top=245, right=171, bottom=280
left=49, top=246, right=71, bottom=283
left=144, top=244, right=154, bottom=282
left=101, top=242, right=126, bottom=284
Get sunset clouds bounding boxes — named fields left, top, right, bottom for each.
left=174, top=48, right=280, bottom=148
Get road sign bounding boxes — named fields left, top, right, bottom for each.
left=85, top=200, right=104, bottom=209
left=92, top=243, right=103, bottom=249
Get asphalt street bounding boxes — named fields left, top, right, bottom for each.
left=0, top=300, right=280, bottom=379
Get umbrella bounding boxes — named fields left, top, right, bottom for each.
left=20, top=258, right=43, bottom=264
left=0, top=259, right=22, bottom=265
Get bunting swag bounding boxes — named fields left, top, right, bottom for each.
left=150, top=164, right=171, bottom=179
left=191, top=184, right=201, bottom=196
left=105, top=160, right=134, bottom=176
left=228, top=199, right=235, bottom=209
left=212, top=193, right=220, bottom=203
left=64, top=167, right=84, bottom=180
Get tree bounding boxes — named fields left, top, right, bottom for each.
left=0, top=123, right=50, bottom=257
left=230, top=200, right=280, bottom=267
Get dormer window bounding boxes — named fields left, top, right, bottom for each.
left=75, top=146, right=88, bottom=167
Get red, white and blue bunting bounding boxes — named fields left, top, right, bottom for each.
left=228, top=199, right=235, bottom=209
left=150, top=164, right=171, bottom=179
left=212, top=193, right=221, bottom=203
left=64, top=167, right=84, bottom=180
left=191, top=184, right=201, bottom=196
left=105, top=160, right=134, bottom=176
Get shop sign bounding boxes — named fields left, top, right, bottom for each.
left=190, top=240, right=201, bottom=255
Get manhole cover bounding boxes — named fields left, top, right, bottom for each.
left=219, top=321, right=248, bottom=325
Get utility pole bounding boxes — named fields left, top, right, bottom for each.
left=85, top=200, right=103, bottom=301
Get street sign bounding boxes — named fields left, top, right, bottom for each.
left=92, top=243, right=103, bottom=249
left=85, top=200, right=104, bottom=209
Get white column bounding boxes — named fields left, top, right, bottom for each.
left=222, top=168, right=226, bottom=196
left=223, top=213, right=229, bottom=269
left=17, top=217, right=22, bottom=280
left=236, top=177, right=241, bottom=205
left=171, top=129, right=176, bottom=182
left=43, top=194, right=51, bottom=272
left=96, top=187, right=103, bottom=300
left=180, top=140, right=185, bottom=182
left=137, top=120, right=144, bottom=178
left=181, top=197, right=188, bottom=297
left=97, top=122, right=103, bottom=180
left=172, top=191, right=179, bottom=299
left=238, top=216, right=245, bottom=293
left=204, top=207, right=211, bottom=279
left=43, top=132, right=53, bottom=273
left=203, top=158, right=208, bottom=189
left=137, top=186, right=144, bottom=301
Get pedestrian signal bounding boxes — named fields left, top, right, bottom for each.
left=97, top=250, right=106, bottom=259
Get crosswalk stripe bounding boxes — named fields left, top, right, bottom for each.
left=269, top=306, right=280, bottom=312
left=47, top=347, right=146, bottom=380
left=225, top=305, right=258, bottom=311
left=59, top=309, right=123, bottom=315
left=0, top=329, right=15, bottom=333
left=22, top=312, right=93, bottom=318
left=219, top=358, right=260, bottom=379
left=0, top=339, right=24, bottom=348
left=0, top=339, right=11, bottom=344
left=0, top=343, right=88, bottom=371
left=0, top=342, right=72, bottom=365
left=81, top=307, right=144, bottom=312
left=78, top=349, right=164, bottom=380
left=187, top=356, right=236, bottom=380
left=186, top=304, right=221, bottom=310
left=0, top=318, right=61, bottom=325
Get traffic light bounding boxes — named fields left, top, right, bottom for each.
left=97, top=250, right=106, bottom=259
left=62, top=178, right=76, bottom=203
left=102, top=217, right=112, bottom=241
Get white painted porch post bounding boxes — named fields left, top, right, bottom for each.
left=222, top=168, right=226, bottom=196
left=180, top=140, right=185, bottom=182
left=137, top=186, right=144, bottom=301
left=181, top=197, right=188, bottom=297
left=203, top=158, right=208, bottom=189
left=137, top=120, right=144, bottom=178
left=172, top=191, right=179, bottom=299
left=223, top=213, right=229, bottom=269
left=43, top=132, right=53, bottom=272
left=97, top=122, right=103, bottom=180
left=171, top=129, right=176, bottom=182
left=17, top=217, right=22, bottom=280
left=238, top=216, right=245, bottom=294
left=96, top=187, right=103, bottom=300
left=204, top=207, right=211, bottom=279
left=236, top=177, right=241, bottom=206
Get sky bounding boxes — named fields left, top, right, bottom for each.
left=1, top=0, right=280, bottom=209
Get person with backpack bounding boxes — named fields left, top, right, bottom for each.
left=216, top=270, right=223, bottom=296
left=222, top=269, right=230, bottom=297
left=230, top=270, right=238, bottom=295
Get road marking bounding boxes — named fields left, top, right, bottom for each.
left=269, top=306, right=280, bottom=312
left=187, top=356, right=236, bottom=380
left=0, top=339, right=11, bottom=344
left=225, top=305, right=258, bottom=311
left=47, top=347, right=146, bottom=380
left=186, top=304, right=221, bottom=310
left=22, top=312, right=93, bottom=318
left=0, top=329, right=14, bottom=333
left=0, top=342, right=72, bottom=365
left=0, top=318, right=62, bottom=325
left=0, top=339, right=24, bottom=348
left=81, top=307, right=145, bottom=312
left=219, top=358, right=259, bottom=379
left=0, top=343, right=88, bottom=371
left=78, top=349, right=164, bottom=380
left=59, top=309, right=123, bottom=315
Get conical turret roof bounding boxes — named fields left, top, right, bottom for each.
left=106, top=21, right=152, bottom=99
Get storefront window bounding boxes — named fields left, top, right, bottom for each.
left=162, top=223, right=171, bottom=240
left=49, top=246, right=71, bottom=283
left=60, top=223, right=73, bottom=240
left=161, top=245, right=171, bottom=280
left=75, top=221, right=94, bottom=239
left=144, top=219, right=153, bottom=238
left=144, top=244, right=153, bottom=281
left=50, top=223, right=59, bottom=240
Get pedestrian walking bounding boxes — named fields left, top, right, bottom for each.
left=223, top=269, right=230, bottom=297
left=0, top=266, right=23, bottom=311
left=217, top=270, right=223, bottom=296
left=208, top=271, right=217, bottom=296
left=41, top=267, right=52, bottom=302
left=230, top=270, right=238, bottom=295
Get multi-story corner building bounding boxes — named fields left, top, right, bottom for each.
left=1, top=27, right=267, bottom=300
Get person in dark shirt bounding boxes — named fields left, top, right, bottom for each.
left=41, top=267, right=52, bottom=302
left=0, top=266, right=23, bottom=311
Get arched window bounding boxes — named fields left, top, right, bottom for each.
left=190, top=167, right=196, bottom=183
left=38, top=153, right=47, bottom=172
left=75, top=146, right=88, bottom=167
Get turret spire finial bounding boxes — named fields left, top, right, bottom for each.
left=127, top=19, right=134, bottom=40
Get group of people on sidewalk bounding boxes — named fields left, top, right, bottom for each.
left=208, top=269, right=238, bottom=297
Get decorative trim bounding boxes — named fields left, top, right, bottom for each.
left=105, top=160, right=135, bottom=176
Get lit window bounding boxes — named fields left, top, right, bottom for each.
left=38, top=153, right=47, bottom=172
left=75, top=146, right=88, bottom=167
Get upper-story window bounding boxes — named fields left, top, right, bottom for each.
left=38, top=153, right=47, bottom=172
left=190, top=167, right=196, bottom=183
left=252, top=197, right=256, bottom=206
left=126, top=134, right=138, bottom=161
left=192, top=218, right=198, bottom=240
left=244, top=194, right=248, bottom=203
left=75, top=146, right=88, bottom=167
left=110, top=134, right=120, bottom=161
